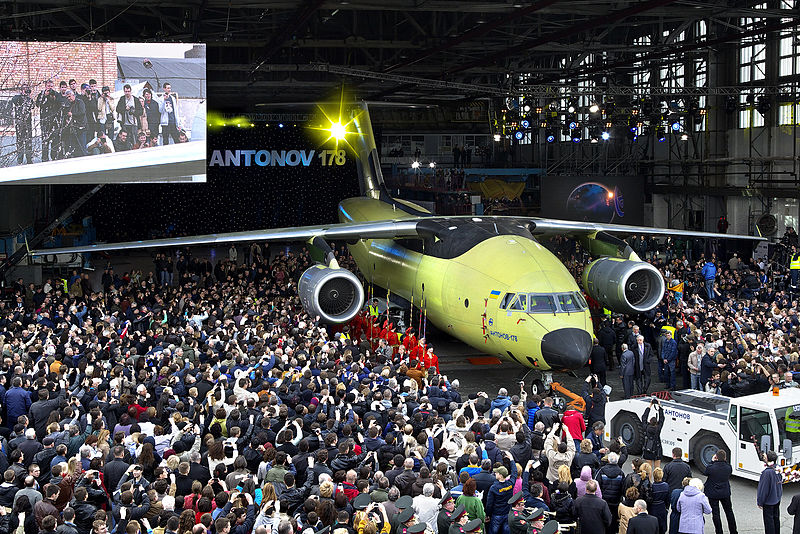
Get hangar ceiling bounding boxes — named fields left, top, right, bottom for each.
left=0, top=0, right=795, bottom=108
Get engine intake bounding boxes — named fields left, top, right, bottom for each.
left=582, top=257, right=665, bottom=314
left=298, top=265, right=364, bottom=323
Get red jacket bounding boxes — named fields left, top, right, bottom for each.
left=562, top=409, right=586, bottom=440
left=420, top=352, right=440, bottom=374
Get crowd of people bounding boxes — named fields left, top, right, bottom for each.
left=0, top=234, right=797, bottom=534
left=5, top=76, right=188, bottom=165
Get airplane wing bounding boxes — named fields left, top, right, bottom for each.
left=31, top=215, right=762, bottom=256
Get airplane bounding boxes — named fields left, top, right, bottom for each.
left=33, top=102, right=762, bottom=391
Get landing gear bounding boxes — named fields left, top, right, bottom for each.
left=518, top=369, right=554, bottom=397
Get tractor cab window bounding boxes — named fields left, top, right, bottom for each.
left=499, top=293, right=515, bottom=309
left=509, top=294, right=527, bottom=311
left=740, top=407, right=773, bottom=450
left=776, top=405, right=800, bottom=447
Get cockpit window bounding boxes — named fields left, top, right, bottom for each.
left=510, top=294, right=527, bottom=311
left=558, top=293, right=582, bottom=312
left=574, top=292, right=588, bottom=309
left=499, top=293, right=515, bottom=309
left=529, top=295, right=556, bottom=313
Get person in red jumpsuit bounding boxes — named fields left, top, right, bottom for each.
left=419, top=345, right=440, bottom=374
left=403, top=327, right=417, bottom=353
left=410, top=336, right=426, bottom=364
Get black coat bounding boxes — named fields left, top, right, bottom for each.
left=788, top=493, right=800, bottom=534
left=662, top=459, right=692, bottom=493
left=572, top=494, right=612, bottom=534
left=103, top=459, right=130, bottom=494
left=590, top=346, right=607, bottom=372
left=703, top=460, right=732, bottom=499
left=189, top=462, right=211, bottom=485
left=632, top=343, right=653, bottom=378
left=627, top=513, right=660, bottom=534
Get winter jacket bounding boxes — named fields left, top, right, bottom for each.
left=661, top=338, right=678, bottom=364
left=510, top=441, right=532, bottom=468
left=543, top=427, right=575, bottom=483
left=394, top=469, right=418, bottom=496
left=550, top=489, right=574, bottom=522
left=573, top=466, right=602, bottom=499
left=581, top=384, right=607, bottom=426
left=527, top=402, right=540, bottom=431
left=676, top=485, right=711, bottom=534
left=571, top=452, right=600, bottom=479
left=703, top=460, right=732, bottom=499
left=756, top=464, right=783, bottom=506
left=0, top=481, right=18, bottom=507
left=562, top=410, right=586, bottom=441
left=6, top=386, right=32, bottom=423
left=596, top=463, right=624, bottom=504
left=490, top=395, right=512, bottom=414
left=485, top=461, right=517, bottom=518
left=483, top=441, right=503, bottom=466
left=662, top=459, right=692, bottom=493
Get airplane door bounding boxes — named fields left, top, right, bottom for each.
left=735, top=406, right=773, bottom=476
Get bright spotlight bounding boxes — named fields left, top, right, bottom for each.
left=514, top=131, right=524, bottom=140
left=520, top=119, right=530, bottom=128
left=680, top=133, right=689, bottom=141
left=523, top=104, right=531, bottom=113
left=607, top=192, right=614, bottom=199
left=589, top=103, right=600, bottom=113
left=429, top=161, right=436, bottom=168
left=572, top=137, right=581, bottom=143
left=601, top=131, right=610, bottom=141
left=411, top=161, right=420, bottom=169
left=546, top=134, right=555, bottom=143
left=568, top=104, right=576, bottom=113
left=493, top=134, right=502, bottom=142
left=671, top=121, right=681, bottom=131
left=330, top=121, right=347, bottom=140
left=569, top=121, right=578, bottom=130
left=278, top=123, right=284, bottom=128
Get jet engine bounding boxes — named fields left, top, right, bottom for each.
left=298, top=264, right=364, bottom=323
left=582, top=257, right=665, bottom=314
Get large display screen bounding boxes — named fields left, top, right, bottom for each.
left=0, top=41, right=206, bottom=184
left=540, top=175, right=645, bottom=225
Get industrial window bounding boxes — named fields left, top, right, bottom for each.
left=739, top=407, right=773, bottom=447
left=778, top=0, right=798, bottom=78
left=738, top=4, right=767, bottom=128
left=509, top=294, right=528, bottom=311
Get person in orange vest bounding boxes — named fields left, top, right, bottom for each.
left=410, top=336, right=426, bottom=363
left=419, top=345, right=440, bottom=374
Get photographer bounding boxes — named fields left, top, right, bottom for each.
left=96, top=86, right=116, bottom=138
left=36, top=80, right=63, bottom=162
left=641, top=399, right=665, bottom=470
left=64, top=90, right=89, bottom=157
left=11, top=83, right=35, bottom=165
left=116, top=84, right=143, bottom=141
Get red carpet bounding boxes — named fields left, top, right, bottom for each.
left=467, top=356, right=503, bottom=365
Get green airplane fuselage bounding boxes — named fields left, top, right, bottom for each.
left=338, top=196, right=593, bottom=371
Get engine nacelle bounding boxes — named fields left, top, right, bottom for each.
left=582, top=257, right=665, bottom=314
left=298, top=264, right=364, bottom=323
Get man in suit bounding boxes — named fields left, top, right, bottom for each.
left=627, top=500, right=659, bottom=534
left=619, top=344, right=635, bottom=399
left=633, top=335, right=653, bottom=394
left=590, top=338, right=607, bottom=387
left=103, top=446, right=130, bottom=495
left=188, top=451, right=211, bottom=485
left=572, top=479, right=611, bottom=534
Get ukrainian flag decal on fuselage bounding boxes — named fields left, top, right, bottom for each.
left=489, top=290, right=501, bottom=299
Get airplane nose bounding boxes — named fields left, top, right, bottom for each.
left=540, top=328, right=592, bottom=370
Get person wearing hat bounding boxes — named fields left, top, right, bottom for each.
left=437, top=493, right=456, bottom=534
left=485, top=452, right=518, bottom=534
left=463, top=519, right=483, bottom=534
left=397, top=507, right=417, bottom=534
left=507, top=492, right=529, bottom=534
left=390, top=496, right=415, bottom=534
left=523, top=508, right=546, bottom=534
left=448, top=505, right=469, bottom=534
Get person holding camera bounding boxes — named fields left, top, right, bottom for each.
left=96, top=86, right=116, bottom=138
left=64, top=90, right=89, bottom=157
left=11, top=83, right=35, bottom=165
left=116, top=84, right=143, bottom=142
left=36, top=79, right=63, bottom=161
left=641, top=399, right=665, bottom=470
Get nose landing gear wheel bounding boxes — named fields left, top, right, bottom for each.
left=531, top=379, right=545, bottom=396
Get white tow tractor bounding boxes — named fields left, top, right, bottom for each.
left=605, top=388, right=800, bottom=482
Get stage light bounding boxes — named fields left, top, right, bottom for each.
left=411, top=161, right=420, bottom=169
left=590, top=137, right=598, bottom=144
left=250, top=123, right=255, bottom=127
left=656, top=126, right=666, bottom=142
left=601, top=131, right=610, bottom=141
left=546, top=134, right=555, bottom=143
left=572, top=137, right=581, bottom=143
left=493, top=134, right=502, bottom=142
left=514, top=131, right=524, bottom=140
left=567, top=98, right=577, bottom=113
left=757, top=96, right=771, bottom=116
left=569, top=121, right=578, bottom=130
left=607, top=192, right=614, bottom=199
left=589, top=102, right=600, bottom=113
left=671, top=121, right=681, bottom=131
left=680, top=133, right=689, bottom=141
left=278, top=123, right=284, bottom=128
left=521, top=119, right=530, bottom=129
left=522, top=104, right=531, bottom=113
left=429, top=161, right=436, bottom=168
left=237, top=124, right=241, bottom=127
left=330, top=121, right=347, bottom=140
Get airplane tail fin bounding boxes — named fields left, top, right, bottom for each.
left=351, top=102, right=385, bottom=200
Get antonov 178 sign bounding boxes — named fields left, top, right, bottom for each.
left=209, top=149, right=347, bottom=167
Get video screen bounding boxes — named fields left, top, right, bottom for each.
left=541, top=175, right=645, bottom=225
left=0, top=41, right=206, bottom=184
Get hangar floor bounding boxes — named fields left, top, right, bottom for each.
left=74, top=250, right=797, bottom=533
